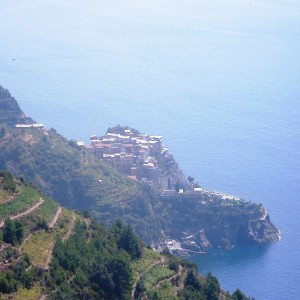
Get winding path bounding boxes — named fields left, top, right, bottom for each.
left=154, top=265, right=184, bottom=292
left=0, top=198, right=44, bottom=228
left=62, top=212, right=76, bottom=241
left=131, top=257, right=166, bottom=299
left=48, top=206, right=62, bottom=228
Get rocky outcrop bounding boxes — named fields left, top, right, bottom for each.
left=156, top=191, right=279, bottom=253
left=247, top=214, right=279, bottom=243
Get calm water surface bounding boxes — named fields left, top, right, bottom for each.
left=0, top=1, right=300, bottom=298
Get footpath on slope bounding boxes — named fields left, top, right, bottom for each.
left=62, top=212, right=76, bottom=241
left=154, top=264, right=184, bottom=292
left=45, top=211, right=76, bottom=269
left=131, top=256, right=166, bottom=299
left=48, top=206, right=62, bottom=229
left=0, top=197, right=44, bottom=228
left=20, top=205, right=61, bottom=255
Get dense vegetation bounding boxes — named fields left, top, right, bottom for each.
left=0, top=87, right=32, bottom=126
left=107, top=124, right=140, bottom=135
left=0, top=173, right=253, bottom=299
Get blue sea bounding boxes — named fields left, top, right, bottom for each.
left=0, top=0, right=300, bottom=298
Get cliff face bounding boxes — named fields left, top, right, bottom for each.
left=247, top=214, right=279, bottom=243
left=156, top=192, right=279, bottom=253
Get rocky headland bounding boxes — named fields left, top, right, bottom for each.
left=0, top=85, right=279, bottom=252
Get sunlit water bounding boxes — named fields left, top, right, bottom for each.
left=1, top=1, right=300, bottom=298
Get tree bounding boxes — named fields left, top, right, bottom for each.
left=134, top=279, right=145, bottom=299
left=3, top=219, right=14, bottom=244
left=108, top=253, right=132, bottom=299
left=117, top=225, right=143, bottom=259
left=3, top=219, right=24, bottom=245
left=204, top=272, right=220, bottom=300
left=0, top=276, right=10, bottom=293
left=232, top=289, right=251, bottom=300
left=89, top=259, right=114, bottom=298
left=168, top=256, right=179, bottom=272
left=179, top=285, right=206, bottom=300
left=14, top=220, right=24, bottom=243
left=184, top=270, right=202, bottom=290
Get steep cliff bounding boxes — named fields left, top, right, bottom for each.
left=156, top=191, right=279, bottom=253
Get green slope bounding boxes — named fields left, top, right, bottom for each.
left=0, top=85, right=278, bottom=248
left=0, top=173, right=252, bottom=300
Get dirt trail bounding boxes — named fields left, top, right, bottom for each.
left=48, top=206, right=62, bottom=228
left=19, top=230, right=43, bottom=254
left=0, top=198, right=44, bottom=228
left=154, top=265, right=184, bottom=292
left=131, top=257, right=166, bottom=299
left=62, top=212, right=76, bottom=241
left=44, top=241, right=55, bottom=270
left=32, top=211, right=74, bottom=271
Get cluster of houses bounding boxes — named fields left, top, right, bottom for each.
left=85, top=128, right=173, bottom=184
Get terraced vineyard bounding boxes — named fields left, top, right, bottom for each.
left=131, top=248, right=161, bottom=275
left=0, top=176, right=79, bottom=298
left=0, top=173, right=251, bottom=300
left=22, top=231, right=56, bottom=268
left=0, top=178, right=187, bottom=300
left=35, top=196, right=58, bottom=222
left=0, top=186, right=40, bottom=220
left=142, top=264, right=175, bottom=290
left=21, top=205, right=76, bottom=270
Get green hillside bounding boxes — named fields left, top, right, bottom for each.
left=0, top=87, right=31, bottom=126
left=0, top=85, right=278, bottom=249
left=0, top=173, right=252, bottom=300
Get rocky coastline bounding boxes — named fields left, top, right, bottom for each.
left=155, top=188, right=280, bottom=255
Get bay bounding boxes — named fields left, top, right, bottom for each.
left=1, top=0, right=300, bottom=298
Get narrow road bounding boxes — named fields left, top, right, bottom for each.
left=48, top=206, right=62, bottom=229
left=0, top=198, right=44, bottom=228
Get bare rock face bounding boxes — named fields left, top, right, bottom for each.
left=247, top=214, right=280, bottom=243
left=157, top=192, right=280, bottom=253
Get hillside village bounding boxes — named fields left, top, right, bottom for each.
left=13, top=123, right=243, bottom=202
left=84, top=127, right=178, bottom=188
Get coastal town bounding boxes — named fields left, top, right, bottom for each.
left=14, top=123, right=242, bottom=202
left=82, top=127, right=243, bottom=200
left=83, top=127, right=178, bottom=188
